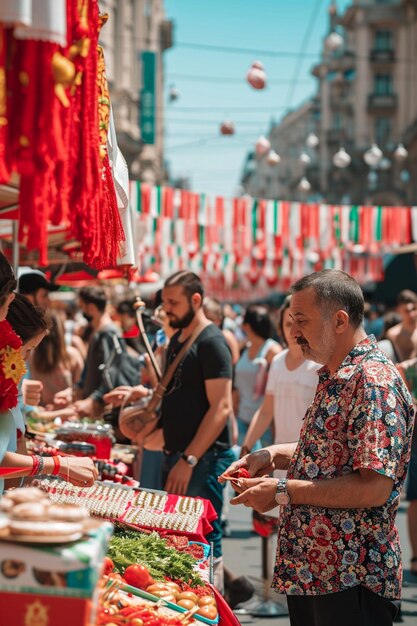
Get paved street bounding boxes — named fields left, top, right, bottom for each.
left=222, top=501, right=417, bottom=625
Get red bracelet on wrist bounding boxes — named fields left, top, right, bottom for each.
left=29, top=455, right=40, bottom=476
left=52, top=456, right=61, bottom=476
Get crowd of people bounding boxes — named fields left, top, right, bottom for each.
left=0, top=251, right=416, bottom=625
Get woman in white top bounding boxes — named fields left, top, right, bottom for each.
left=234, top=305, right=282, bottom=450
left=241, top=296, right=320, bottom=476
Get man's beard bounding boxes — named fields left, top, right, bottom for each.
left=297, top=326, right=335, bottom=365
left=168, top=305, right=196, bottom=329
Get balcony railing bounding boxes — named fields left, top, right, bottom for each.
left=370, top=49, right=395, bottom=63
left=367, top=93, right=397, bottom=111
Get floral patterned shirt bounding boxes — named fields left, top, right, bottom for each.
left=272, top=336, right=415, bottom=599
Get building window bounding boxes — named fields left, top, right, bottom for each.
left=374, top=74, right=393, bottom=95
left=144, top=0, right=152, bottom=18
left=374, top=29, right=393, bottom=51
left=375, top=118, right=391, bottom=147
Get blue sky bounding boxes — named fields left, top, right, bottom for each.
left=164, top=0, right=350, bottom=197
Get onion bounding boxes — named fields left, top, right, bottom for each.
left=177, top=599, right=196, bottom=610
left=177, top=591, right=198, bottom=603
left=198, top=596, right=216, bottom=607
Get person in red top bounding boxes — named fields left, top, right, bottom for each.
left=116, top=300, right=145, bottom=355
left=220, top=270, right=414, bottom=626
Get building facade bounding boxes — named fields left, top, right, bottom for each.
left=98, top=0, right=172, bottom=185
left=242, top=0, right=417, bottom=205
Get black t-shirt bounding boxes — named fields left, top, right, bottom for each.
left=161, top=324, right=233, bottom=452
left=82, top=324, right=121, bottom=401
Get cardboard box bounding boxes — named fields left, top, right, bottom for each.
left=0, top=520, right=113, bottom=598
left=0, top=590, right=96, bottom=626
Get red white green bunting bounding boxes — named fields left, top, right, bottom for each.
left=130, top=181, right=415, bottom=295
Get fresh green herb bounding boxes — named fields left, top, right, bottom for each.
left=107, top=530, right=204, bottom=588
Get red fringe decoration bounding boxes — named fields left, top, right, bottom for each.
left=68, top=0, right=124, bottom=268
left=0, top=26, right=10, bottom=183
left=0, top=0, right=125, bottom=269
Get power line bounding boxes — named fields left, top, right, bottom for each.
left=165, top=117, right=269, bottom=126
left=176, top=41, right=321, bottom=59
left=164, top=105, right=288, bottom=112
left=286, top=0, right=325, bottom=109
left=165, top=137, right=217, bottom=151
left=165, top=131, right=260, bottom=137
left=107, top=35, right=417, bottom=64
left=167, top=73, right=312, bottom=85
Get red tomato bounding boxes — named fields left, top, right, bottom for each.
left=103, top=557, right=114, bottom=575
left=230, top=468, right=250, bottom=479
left=124, top=564, right=151, bottom=589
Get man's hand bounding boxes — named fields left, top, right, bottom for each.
left=164, top=459, right=193, bottom=495
left=74, top=397, right=94, bottom=417
left=53, top=387, right=73, bottom=408
left=103, top=385, right=150, bottom=407
left=218, top=448, right=275, bottom=483
left=230, top=476, right=278, bottom=513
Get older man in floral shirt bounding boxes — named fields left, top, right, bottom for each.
left=221, top=270, right=414, bottom=626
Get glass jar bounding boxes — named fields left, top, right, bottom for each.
left=85, top=424, right=113, bottom=460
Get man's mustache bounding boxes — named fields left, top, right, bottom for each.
left=296, top=337, right=309, bottom=346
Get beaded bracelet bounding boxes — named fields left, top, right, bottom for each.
left=36, top=456, right=45, bottom=475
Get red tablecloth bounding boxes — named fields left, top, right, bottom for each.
left=211, top=585, right=242, bottom=626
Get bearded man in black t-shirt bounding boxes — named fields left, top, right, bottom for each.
left=160, top=271, right=235, bottom=567
left=117, top=271, right=235, bottom=581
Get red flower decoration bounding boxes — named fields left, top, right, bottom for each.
left=0, top=320, right=23, bottom=411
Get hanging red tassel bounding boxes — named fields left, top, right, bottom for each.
left=0, top=25, right=11, bottom=183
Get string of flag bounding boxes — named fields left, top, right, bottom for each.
left=130, top=181, right=416, bottom=295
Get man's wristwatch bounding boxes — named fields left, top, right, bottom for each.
left=181, top=453, right=198, bottom=467
left=274, top=478, right=291, bottom=505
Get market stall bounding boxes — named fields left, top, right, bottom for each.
left=0, top=474, right=239, bottom=626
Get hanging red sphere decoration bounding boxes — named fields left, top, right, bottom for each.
left=220, top=120, right=235, bottom=135
left=246, top=61, right=267, bottom=90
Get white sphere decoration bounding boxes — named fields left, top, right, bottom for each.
left=266, top=149, right=281, bottom=166
left=298, top=177, right=311, bottom=192
left=246, top=61, right=267, bottom=90
left=325, top=31, right=344, bottom=51
left=299, top=152, right=311, bottom=166
left=306, top=133, right=319, bottom=149
left=332, top=147, right=351, bottom=168
left=394, top=143, right=408, bottom=162
left=255, top=135, right=271, bottom=156
left=379, top=157, right=391, bottom=171
left=364, top=144, right=383, bottom=167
